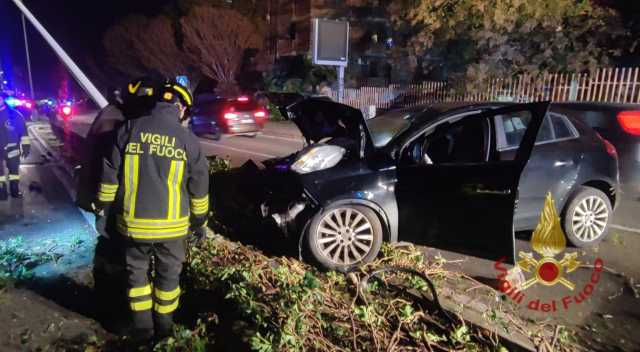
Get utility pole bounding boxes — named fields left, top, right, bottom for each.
left=11, top=0, right=107, bottom=108
left=21, top=13, right=35, bottom=100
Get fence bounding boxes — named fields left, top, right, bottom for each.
left=330, top=67, right=640, bottom=116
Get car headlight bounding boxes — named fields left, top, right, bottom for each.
left=291, top=145, right=346, bottom=174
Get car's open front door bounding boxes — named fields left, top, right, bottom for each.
left=395, top=102, right=550, bottom=264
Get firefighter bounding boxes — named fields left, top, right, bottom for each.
left=96, top=80, right=209, bottom=341
left=0, top=95, right=30, bottom=200
left=78, top=78, right=161, bottom=332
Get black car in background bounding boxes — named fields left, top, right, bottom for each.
left=552, top=103, right=639, bottom=228
left=216, top=100, right=619, bottom=271
left=189, top=94, right=268, bottom=139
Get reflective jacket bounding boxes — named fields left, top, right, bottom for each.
left=0, top=106, right=28, bottom=150
left=99, top=103, right=209, bottom=242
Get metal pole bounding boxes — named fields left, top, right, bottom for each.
left=21, top=13, right=35, bottom=100
left=11, top=0, right=108, bottom=108
left=338, top=66, right=345, bottom=103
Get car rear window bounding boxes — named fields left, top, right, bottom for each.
left=500, top=114, right=553, bottom=148
left=550, top=114, right=574, bottom=139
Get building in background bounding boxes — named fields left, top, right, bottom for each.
left=263, top=0, right=412, bottom=86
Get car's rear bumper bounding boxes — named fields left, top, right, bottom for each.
left=225, top=122, right=262, bottom=135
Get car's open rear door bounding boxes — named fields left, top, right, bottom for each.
left=396, top=102, right=550, bottom=264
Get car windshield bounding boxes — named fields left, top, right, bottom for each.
left=366, top=110, right=414, bottom=147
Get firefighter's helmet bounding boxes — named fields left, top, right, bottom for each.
left=160, top=80, right=193, bottom=110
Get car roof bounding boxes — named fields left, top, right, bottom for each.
left=396, top=101, right=640, bottom=126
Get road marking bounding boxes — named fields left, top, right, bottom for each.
left=259, top=133, right=303, bottom=143
left=199, top=140, right=277, bottom=158
left=611, top=224, right=640, bottom=234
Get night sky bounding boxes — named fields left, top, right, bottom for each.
left=0, top=0, right=173, bottom=98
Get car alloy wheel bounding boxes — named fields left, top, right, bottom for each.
left=315, top=207, right=375, bottom=266
left=570, top=195, right=609, bottom=242
left=562, top=186, right=612, bottom=247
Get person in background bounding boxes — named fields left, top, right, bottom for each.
left=0, top=94, right=30, bottom=200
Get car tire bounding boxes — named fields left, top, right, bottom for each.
left=307, top=205, right=383, bottom=272
left=562, top=186, right=612, bottom=247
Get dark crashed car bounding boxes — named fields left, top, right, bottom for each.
left=215, top=99, right=619, bottom=271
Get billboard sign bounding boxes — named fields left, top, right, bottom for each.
left=312, top=19, right=349, bottom=67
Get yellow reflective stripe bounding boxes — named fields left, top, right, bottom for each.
left=127, top=231, right=189, bottom=240
left=155, top=287, right=180, bottom=301
left=20, top=136, right=30, bottom=144
left=0, top=175, right=6, bottom=182
left=172, top=85, right=192, bottom=106
left=99, top=195, right=116, bottom=202
left=7, top=150, right=20, bottom=158
left=123, top=155, right=140, bottom=219
left=119, top=215, right=189, bottom=225
left=128, top=284, right=152, bottom=298
left=8, top=175, right=20, bottom=181
left=123, top=225, right=190, bottom=234
left=99, top=183, right=118, bottom=202
left=167, top=161, right=176, bottom=219
left=175, top=161, right=184, bottom=218
left=131, top=299, right=153, bottom=311
left=118, top=218, right=189, bottom=230
left=155, top=298, right=180, bottom=314
left=118, top=224, right=190, bottom=235
left=191, top=196, right=208, bottom=205
left=190, top=195, right=209, bottom=215
left=167, top=160, right=185, bottom=220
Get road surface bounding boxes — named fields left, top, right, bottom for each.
left=51, top=111, right=304, bottom=168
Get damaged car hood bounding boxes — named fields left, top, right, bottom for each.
left=286, top=98, right=375, bottom=157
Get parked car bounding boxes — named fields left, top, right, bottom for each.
left=215, top=99, right=619, bottom=271
left=190, top=94, right=268, bottom=139
left=551, top=103, right=639, bottom=227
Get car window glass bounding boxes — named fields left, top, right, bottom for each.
left=551, top=114, right=574, bottom=139
left=423, top=117, right=488, bottom=164
left=499, top=113, right=552, bottom=148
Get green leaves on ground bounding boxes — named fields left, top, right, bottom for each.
left=186, top=239, right=499, bottom=351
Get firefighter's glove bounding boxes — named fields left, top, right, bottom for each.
left=190, top=213, right=208, bottom=229
left=193, top=226, right=208, bottom=246
left=20, top=143, right=31, bottom=159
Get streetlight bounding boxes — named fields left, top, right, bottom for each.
left=21, top=13, right=35, bottom=100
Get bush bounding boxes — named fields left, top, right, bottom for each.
left=267, top=102, right=285, bottom=122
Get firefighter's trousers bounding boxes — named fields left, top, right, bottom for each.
left=0, top=144, right=21, bottom=196
left=125, top=239, right=185, bottom=334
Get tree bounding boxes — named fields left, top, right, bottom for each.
left=104, top=15, right=193, bottom=80
left=181, top=6, right=263, bottom=94
left=391, top=0, right=625, bottom=87
left=103, top=16, right=148, bottom=78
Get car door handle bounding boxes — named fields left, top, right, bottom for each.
left=475, top=188, right=512, bottom=195
left=554, top=160, right=574, bottom=167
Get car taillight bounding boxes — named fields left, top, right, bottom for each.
left=254, top=110, right=267, bottom=118
left=617, top=111, right=640, bottom=136
left=62, top=106, right=72, bottom=116
left=237, top=96, right=249, bottom=102
left=224, top=112, right=238, bottom=119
